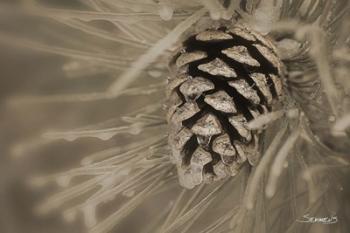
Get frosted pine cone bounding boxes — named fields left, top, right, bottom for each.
left=167, top=24, right=284, bottom=189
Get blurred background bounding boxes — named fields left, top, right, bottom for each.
left=0, top=1, right=159, bottom=232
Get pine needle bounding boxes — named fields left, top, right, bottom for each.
left=265, top=125, right=300, bottom=198
left=244, top=123, right=288, bottom=209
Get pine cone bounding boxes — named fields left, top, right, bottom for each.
left=167, top=24, right=284, bottom=189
